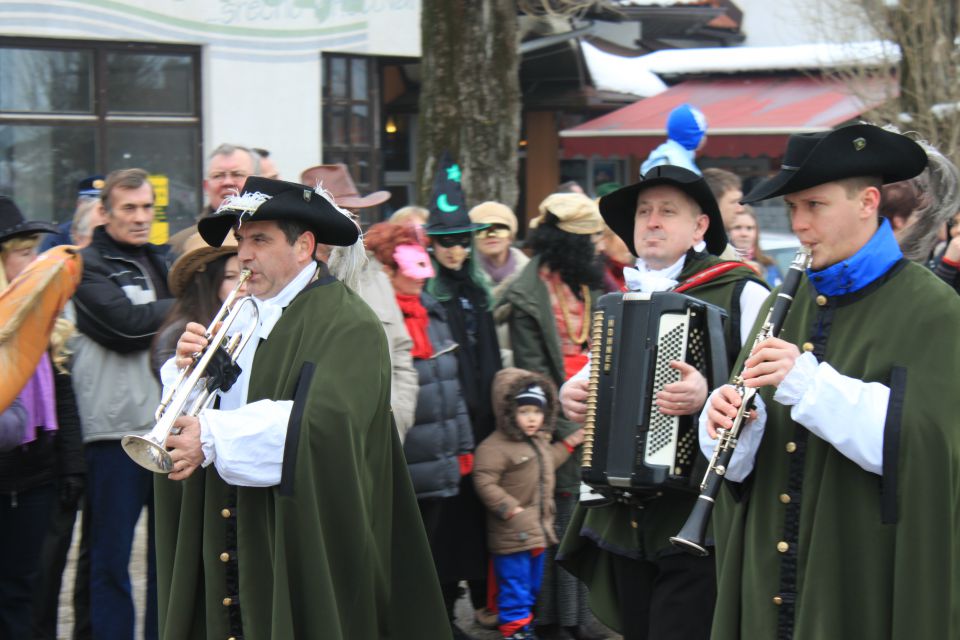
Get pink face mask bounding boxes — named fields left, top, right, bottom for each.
left=394, top=244, right=435, bottom=280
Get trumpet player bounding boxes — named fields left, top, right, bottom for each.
left=154, top=177, right=449, bottom=640
left=556, top=166, right=769, bottom=640
left=701, top=124, right=960, bottom=639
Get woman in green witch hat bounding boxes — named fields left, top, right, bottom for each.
left=423, top=154, right=504, bottom=636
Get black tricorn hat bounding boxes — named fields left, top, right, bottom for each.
left=0, top=196, right=58, bottom=244
left=742, top=124, right=928, bottom=204
left=198, top=177, right=360, bottom=247
left=599, top=165, right=727, bottom=257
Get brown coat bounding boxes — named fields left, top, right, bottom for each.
left=473, top=368, right=570, bottom=555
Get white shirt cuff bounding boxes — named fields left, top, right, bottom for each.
left=198, top=399, right=293, bottom=487
left=774, top=354, right=887, bottom=476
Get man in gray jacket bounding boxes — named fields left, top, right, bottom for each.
left=71, top=168, right=172, bottom=640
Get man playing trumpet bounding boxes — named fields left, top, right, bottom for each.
left=154, top=177, right=448, bottom=639
left=702, top=124, right=960, bottom=639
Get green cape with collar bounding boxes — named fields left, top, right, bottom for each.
left=155, top=274, right=448, bottom=640
left=712, top=261, right=960, bottom=639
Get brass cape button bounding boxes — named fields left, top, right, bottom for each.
left=773, top=595, right=783, bottom=606
left=222, top=597, right=232, bottom=606
left=785, top=442, right=797, bottom=453
left=228, top=637, right=237, bottom=640
left=802, top=342, right=814, bottom=352
left=219, top=552, right=230, bottom=562
left=220, top=508, right=231, bottom=518
left=779, top=493, right=791, bottom=504
left=816, top=294, right=828, bottom=306
left=777, top=541, right=789, bottom=553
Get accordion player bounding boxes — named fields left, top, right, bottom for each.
left=581, top=290, right=728, bottom=501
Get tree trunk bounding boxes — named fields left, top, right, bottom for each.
left=418, top=0, right=521, bottom=211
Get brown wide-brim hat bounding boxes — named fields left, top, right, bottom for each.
left=0, top=196, right=58, bottom=245
left=299, top=164, right=391, bottom=209
left=599, top=164, right=727, bottom=257
left=198, top=176, right=361, bottom=248
left=167, top=231, right=238, bottom=297
left=742, top=123, right=928, bottom=203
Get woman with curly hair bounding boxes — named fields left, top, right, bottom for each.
left=365, top=221, right=476, bottom=638
left=496, top=193, right=608, bottom=640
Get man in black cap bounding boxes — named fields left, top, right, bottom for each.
left=702, top=123, right=960, bottom=639
left=154, top=177, right=448, bottom=639
left=556, top=165, right=768, bottom=640
left=39, top=175, right=105, bottom=252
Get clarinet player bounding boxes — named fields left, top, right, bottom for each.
left=702, top=124, right=960, bottom=639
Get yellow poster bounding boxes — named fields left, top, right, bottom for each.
left=149, top=174, right=170, bottom=245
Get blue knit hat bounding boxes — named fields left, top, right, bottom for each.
left=516, top=384, right=546, bottom=409
left=667, top=104, right=707, bottom=150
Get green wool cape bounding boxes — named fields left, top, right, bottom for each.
left=557, top=252, right=766, bottom=631
left=154, top=275, right=449, bottom=640
left=711, top=261, right=960, bottom=639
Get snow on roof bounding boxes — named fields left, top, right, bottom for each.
left=581, top=41, right=668, bottom=97
left=636, top=41, right=900, bottom=75
left=612, top=0, right=709, bottom=5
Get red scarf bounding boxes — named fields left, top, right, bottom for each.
left=396, top=293, right=434, bottom=359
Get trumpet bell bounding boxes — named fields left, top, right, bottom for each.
left=121, top=434, right=174, bottom=473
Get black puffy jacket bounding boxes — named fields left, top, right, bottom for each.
left=403, top=293, right=473, bottom=499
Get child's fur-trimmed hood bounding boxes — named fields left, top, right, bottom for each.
left=491, top=367, right=559, bottom=441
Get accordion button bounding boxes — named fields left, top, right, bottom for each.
left=785, top=442, right=797, bottom=453
left=772, top=595, right=784, bottom=606
left=816, top=295, right=828, bottom=306
left=802, top=342, right=815, bottom=353
left=779, top=493, right=791, bottom=504
left=777, top=541, right=789, bottom=553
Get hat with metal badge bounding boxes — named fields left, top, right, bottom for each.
left=742, top=124, right=928, bottom=204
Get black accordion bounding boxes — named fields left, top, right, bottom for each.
left=582, top=291, right=728, bottom=497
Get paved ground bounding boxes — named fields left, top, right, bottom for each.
left=55, top=510, right=620, bottom=639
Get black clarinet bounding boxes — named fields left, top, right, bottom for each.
left=670, top=246, right=812, bottom=556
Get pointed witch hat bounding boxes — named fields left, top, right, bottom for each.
left=424, top=152, right=487, bottom=235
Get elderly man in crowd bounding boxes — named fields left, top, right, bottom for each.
left=70, top=168, right=173, bottom=640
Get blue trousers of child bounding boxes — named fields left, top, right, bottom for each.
left=494, top=549, right=545, bottom=636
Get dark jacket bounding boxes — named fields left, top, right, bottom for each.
left=496, top=256, right=602, bottom=493
left=73, top=225, right=173, bottom=354
left=0, top=364, right=85, bottom=493
left=473, top=368, right=570, bottom=554
left=403, top=293, right=474, bottom=499
left=70, top=225, right=173, bottom=441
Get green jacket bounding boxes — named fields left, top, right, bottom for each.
left=712, top=262, right=960, bottom=639
left=556, top=251, right=766, bottom=632
left=155, top=273, right=449, bottom=640
left=496, top=256, right=603, bottom=493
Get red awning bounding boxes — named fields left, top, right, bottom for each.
left=560, top=75, right=893, bottom=159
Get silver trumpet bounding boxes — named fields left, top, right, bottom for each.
left=121, top=270, right=258, bottom=473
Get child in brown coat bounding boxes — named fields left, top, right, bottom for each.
left=473, top=368, right=584, bottom=640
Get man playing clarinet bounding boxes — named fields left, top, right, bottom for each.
left=702, top=124, right=960, bottom=639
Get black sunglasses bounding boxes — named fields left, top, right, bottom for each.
left=433, top=234, right=472, bottom=248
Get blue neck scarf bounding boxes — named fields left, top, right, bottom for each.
left=807, top=218, right=902, bottom=296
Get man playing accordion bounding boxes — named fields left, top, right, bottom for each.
left=556, top=165, right=768, bottom=639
